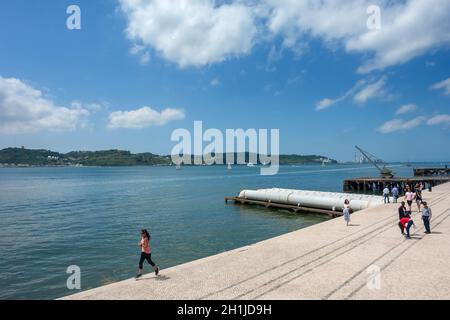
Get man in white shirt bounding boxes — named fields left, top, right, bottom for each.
left=383, top=186, right=390, bottom=204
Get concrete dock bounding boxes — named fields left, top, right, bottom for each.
left=63, top=182, right=450, bottom=300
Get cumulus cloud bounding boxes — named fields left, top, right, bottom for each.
left=0, top=76, right=89, bottom=134
left=264, top=0, right=450, bottom=73
left=346, top=0, right=450, bottom=73
left=427, top=114, right=450, bottom=126
left=108, top=106, right=185, bottom=129
left=119, top=0, right=450, bottom=71
left=377, top=116, right=426, bottom=134
left=430, top=78, right=450, bottom=96
left=119, top=0, right=257, bottom=67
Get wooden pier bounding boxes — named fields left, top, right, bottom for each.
left=414, top=167, right=450, bottom=177
left=224, top=196, right=342, bottom=218
left=343, top=176, right=450, bottom=194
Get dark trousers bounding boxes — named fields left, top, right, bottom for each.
left=384, top=195, right=390, bottom=203
left=406, top=220, right=414, bottom=238
left=139, top=252, right=155, bottom=269
left=422, top=216, right=431, bottom=233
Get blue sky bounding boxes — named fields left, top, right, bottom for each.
left=0, top=0, right=449, bottom=162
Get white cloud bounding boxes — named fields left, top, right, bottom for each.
left=108, top=106, right=185, bottom=129
left=430, top=78, right=450, bottom=96
left=316, top=98, right=337, bottom=111
left=130, top=44, right=151, bottom=64
left=260, top=0, right=450, bottom=73
left=119, top=0, right=450, bottom=72
left=119, top=0, right=257, bottom=67
left=427, top=114, right=450, bottom=126
left=315, top=78, right=385, bottom=110
left=353, top=78, right=386, bottom=104
left=71, top=100, right=109, bottom=112
left=210, top=78, right=220, bottom=86
left=377, top=116, right=426, bottom=134
left=265, top=0, right=450, bottom=74
left=396, top=104, right=417, bottom=115
left=0, top=76, right=89, bottom=134
left=346, top=0, right=450, bottom=73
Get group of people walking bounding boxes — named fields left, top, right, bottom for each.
left=382, top=183, right=427, bottom=209
left=343, top=182, right=433, bottom=239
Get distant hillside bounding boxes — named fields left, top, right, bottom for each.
left=65, top=150, right=171, bottom=166
left=0, top=148, right=62, bottom=166
left=0, top=148, right=172, bottom=167
left=0, top=148, right=337, bottom=167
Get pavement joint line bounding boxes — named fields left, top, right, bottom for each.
left=200, top=209, right=398, bottom=299
left=214, top=195, right=447, bottom=300
left=344, top=210, right=450, bottom=300
left=246, top=196, right=447, bottom=300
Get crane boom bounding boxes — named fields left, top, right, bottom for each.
left=355, top=146, right=383, bottom=171
left=355, top=146, right=395, bottom=178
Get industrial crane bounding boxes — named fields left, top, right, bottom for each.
left=355, top=145, right=395, bottom=178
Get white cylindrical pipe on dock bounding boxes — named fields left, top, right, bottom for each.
left=238, top=188, right=383, bottom=211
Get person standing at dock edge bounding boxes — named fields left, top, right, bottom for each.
left=343, top=199, right=352, bottom=226
left=135, top=229, right=159, bottom=279
left=392, top=185, right=399, bottom=203
left=421, top=202, right=432, bottom=234
left=383, top=185, right=390, bottom=204
left=404, top=186, right=415, bottom=212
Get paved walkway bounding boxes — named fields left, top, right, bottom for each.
left=63, top=182, right=450, bottom=300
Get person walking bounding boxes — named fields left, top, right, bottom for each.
left=421, top=201, right=432, bottom=234
left=383, top=185, right=390, bottom=204
left=135, top=229, right=159, bottom=279
left=415, top=184, right=423, bottom=212
left=399, top=215, right=415, bottom=239
left=392, top=185, right=399, bottom=203
left=343, top=199, right=352, bottom=226
left=404, top=186, right=415, bottom=212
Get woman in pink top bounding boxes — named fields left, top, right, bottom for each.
left=404, top=186, right=415, bottom=212
left=135, top=229, right=159, bottom=279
